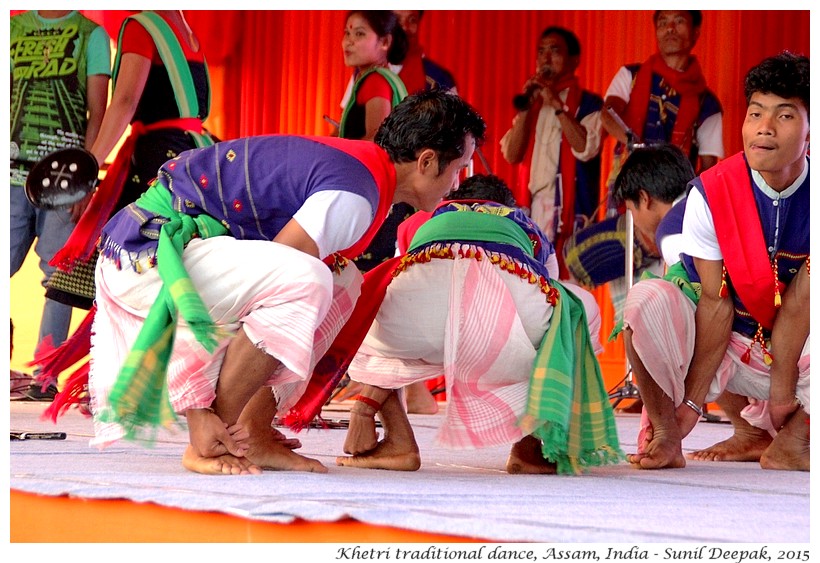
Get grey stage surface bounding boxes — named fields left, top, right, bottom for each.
left=9, top=400, right=811, bottom=543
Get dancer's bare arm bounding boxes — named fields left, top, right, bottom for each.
left=768, top=261, right=810, bottom=429
left=678, top=258, right=733, bottom=436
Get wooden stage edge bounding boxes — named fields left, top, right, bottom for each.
left=10, top=489, right=483, bottom=543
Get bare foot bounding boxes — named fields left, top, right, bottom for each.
left=343, top=409, right=380, bottom=455
left=405, top=382, right=439, bottom=415
left=182, top=445, right=262, bottom=475
left=244, top=428, right=327, bottom=473
left=760, top=412, right=810, bottom=471
left=336, top=437, right=421, bottom=471
left=506, top=435, right=557, bottom=474
left=627, top=429, right=686, bottom=470
left=187, top=408, right=249, bottom=458
left=687, top=426, right=772, bottom=462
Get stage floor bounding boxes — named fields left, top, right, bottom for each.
left=9, top=399, right=810, bottom=544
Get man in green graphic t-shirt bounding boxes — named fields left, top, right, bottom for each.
left=10, top=10, right=111, bottom=400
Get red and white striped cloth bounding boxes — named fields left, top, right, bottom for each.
left=623, top=278, right=810, bottom=450
left=350, top=255, right=554, bottom=449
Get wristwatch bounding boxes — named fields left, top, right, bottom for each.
left=554, top=104, right=569, bottom=116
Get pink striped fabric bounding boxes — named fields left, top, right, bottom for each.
left=350, top=256, right=553, bottom=449
left=89, top=237, right=358, bottom=447
left=623, top=278, right=810, bottom=451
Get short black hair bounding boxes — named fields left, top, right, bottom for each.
left=445, top=174, right=517, bottom=206
left=347, top=10, right=409, bottom=65
left=744, top=51, right=809, bottom=118
left=375, top=89, right=486, bottom=175
left=653, top=10, right=702, bottom=29
left=611, top=143, right=694, bottom=206
left=540, top=26, right=581, bottom=57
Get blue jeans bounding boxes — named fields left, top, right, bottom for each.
left=10, top=185, right=74, bottom=349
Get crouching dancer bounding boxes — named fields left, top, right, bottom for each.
left=89, top=90, right=487, bottom=475
left=336, top=174, right=622, bottom=475
left=624, top=52, right=810, bottom=471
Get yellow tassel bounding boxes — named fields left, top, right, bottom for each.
left=763, top=349, right=774, bottom=366
left=772, top=258, right=781, bottom=307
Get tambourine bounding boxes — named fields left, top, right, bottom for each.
left=25, top=147, right=99, bottom=210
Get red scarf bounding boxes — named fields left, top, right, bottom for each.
left=516, top=75, right=581, bottom=279
left=283, top=256, right=401, bottom=430
left=49, top=118, right=204, bottom=272
left=623, top=53, right=707, bottom=154
left=701, top=152, right=779, bottom=329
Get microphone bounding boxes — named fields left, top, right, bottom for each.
left=512, top=67, right=551, bottom=111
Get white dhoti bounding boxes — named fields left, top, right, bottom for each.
left=90, top=237, right=362, bottom=446
left=623, top=278, right=810, bottom=442
left=349, top=255, right=553, bottom=449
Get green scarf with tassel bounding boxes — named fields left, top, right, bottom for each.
left=522, top=280, right=625, bottom=474
left=98, top=181, right=228, bottom=442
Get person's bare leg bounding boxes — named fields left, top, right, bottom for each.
left=623, top=328, right=686, bottom=469
left=405, top=381, right=439, bottom=415
left=342, top=385, right=392, bottom=455
left=337, top=391, right=421, bottom=471
left=237, top=387, right=326, bottom=472
left=186, top=328, right=324, bottom=473
left=506, top=435, right=557, bottom=474
left=333, top=377, right=363, bottom=402
left=688, top=390, right=772, bottom=462
left=760, top=408, right=809, bottom=471
left=759, top=263, right=809, bottom=471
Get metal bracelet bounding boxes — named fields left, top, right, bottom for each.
left=683, top=399, right=704, bottom=417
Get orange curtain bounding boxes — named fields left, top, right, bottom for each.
left=199, top=10, right=809, bottom=192
left=12, top=9, right=811, bottom=387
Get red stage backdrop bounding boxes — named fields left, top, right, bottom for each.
left=11, top=10, right=811, bottom=386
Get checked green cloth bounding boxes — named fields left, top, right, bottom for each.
left=99, top=182, right=228, bottom=442
left=522, top=280, right=624, bottom=474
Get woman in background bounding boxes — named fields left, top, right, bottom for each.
left=339, top=10, right=413, bottom=273
left=339, top=10, right=408, bottom=141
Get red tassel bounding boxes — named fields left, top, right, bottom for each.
left=281, top=356, right=346, bottom=431
left=741, top=347, right=751, bottom=364
left=30, top=305, right=96, bottom=388
left=42, top=362, right=91, bottom=422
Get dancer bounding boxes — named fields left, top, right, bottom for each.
left=89, top=90, right=486, bottom=475
left=336, top=174, right=622, bottom=475
left=624, top=52, right=809, bottom=471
